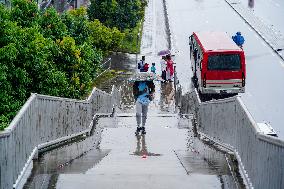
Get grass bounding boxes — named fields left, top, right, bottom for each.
left=92, top=69, right=119, bottom=87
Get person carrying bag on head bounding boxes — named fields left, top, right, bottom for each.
left=133, top=80, right=155, bottom=135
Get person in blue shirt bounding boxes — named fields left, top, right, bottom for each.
left=150, top=63, right=156, bottom=74
left=133, top=80, right=155, bottom=135
left=232, top=32, right=245, bottom=48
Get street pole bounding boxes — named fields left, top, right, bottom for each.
left=136, top=32, right=140, bottom=66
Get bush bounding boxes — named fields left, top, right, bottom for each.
left=61, top=7, right=90, bottom=45
left=87, top=0, right=146, bottom=31
left=0, top=0, right=144, bottom=129
left=38, top=7, right=68, bottom=40
left=87, top=19, right=124, bottom=53
left=10, top=0, right=39, bottom=28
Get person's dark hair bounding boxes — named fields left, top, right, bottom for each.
left=142, top=56, right=145, bottom=61
left=166, top=54, right=171, bottom=60
left=152, top=63, right=155, bottom=65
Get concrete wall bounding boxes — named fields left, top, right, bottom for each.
left=0, top=86, right=120, bottom=189
left=182, top=90, right=284, bottom=189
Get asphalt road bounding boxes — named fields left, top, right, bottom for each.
left=239, top=0, right=284, bottom=34
left=167, top=0, right=284, bottom=139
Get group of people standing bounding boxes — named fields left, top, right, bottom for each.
left=138, top=54, right=174, bottom=82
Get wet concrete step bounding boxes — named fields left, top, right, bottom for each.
left=54, top=116, right=231, bottom=189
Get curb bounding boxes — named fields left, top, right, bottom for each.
left=162, top=0, right=175, bottom=54
left=224, top=0, right=284, bottom=61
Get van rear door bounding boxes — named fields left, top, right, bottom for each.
left=204, top=53, right=244, bottom=92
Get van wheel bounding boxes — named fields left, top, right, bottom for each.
left=191, top=75, right=198, bottom=88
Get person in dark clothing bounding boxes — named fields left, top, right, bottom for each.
left=160, top=56, right=167, bottom=81
left=138, top=56, right=146, bottom=71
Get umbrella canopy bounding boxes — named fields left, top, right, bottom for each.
left=157, top=49, right=171, bottom=56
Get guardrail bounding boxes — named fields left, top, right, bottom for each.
left=180, top=90, right=284, bottom=189
left=94, top=58, right=112, bottom=79
left=0, top=86, right=120, bottom=189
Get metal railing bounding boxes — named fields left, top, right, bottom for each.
left=181, top=89, right=284, bottom=189
left=0, top=86, right=120, bottom=189
left=94, top=58, right=112, bottom=79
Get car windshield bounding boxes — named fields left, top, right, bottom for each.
left=207, top=54, right=241, bottom=71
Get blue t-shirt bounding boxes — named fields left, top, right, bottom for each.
left=151, top=66, right=156, bottom=73
left=137, top=82, right=150, bottom=105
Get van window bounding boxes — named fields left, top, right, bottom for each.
left=207, top=54, right=241, bottom=71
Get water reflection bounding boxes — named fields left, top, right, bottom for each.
left=182, top=116, right=246, bottom=189
left=132, top=134, right=161, bottom=157
left=23, top=118, right=108, bottom=189
left=159, top=82, right=175, bottom=112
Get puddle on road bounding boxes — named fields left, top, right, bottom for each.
left=131, top=134, right=162, bottom=157
left=24, top=147, right=110, bottom=189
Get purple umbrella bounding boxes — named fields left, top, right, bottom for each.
left=157, top=49, right=171, bottom=56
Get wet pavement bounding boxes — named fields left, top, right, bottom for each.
left=24, top=115, right=243, bottom=189
left=238, top=0, right=284, bottom=35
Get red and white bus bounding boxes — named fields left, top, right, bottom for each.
left=189, top=31, right=246, bottom=94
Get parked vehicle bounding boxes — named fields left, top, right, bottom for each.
left=189, top=31, right=246, bottom=95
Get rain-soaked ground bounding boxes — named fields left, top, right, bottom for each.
left=24, top=115, right=245, bottom=189
left=239, top=0, right=284, bottom=34
left=24, top=0, right=246, bottom=188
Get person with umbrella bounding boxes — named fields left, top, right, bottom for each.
left=166, top=54, right=174, bottom=82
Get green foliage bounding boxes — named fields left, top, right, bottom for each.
left=87, top=0, right=118, bottom=27
left=87, top=19, right=124, bottom=53
left=87, top=0, right=146, bottom=31
left=0, top=0, right=146, bottom=129
left=39, top=7, right=68, bottom=40
left=119, top=22, right=142, bottom=53
left=61, top=7, right=90, bottom=45
left=11, top=0, right=39, bottom=28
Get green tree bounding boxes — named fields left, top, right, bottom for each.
left=38, top=7, right=68, bottom=40
left=87, top=0, right=145, bottom=31
left=114, top=0, right=144, bottom=30
left=87, top=0, right=118, bottom=27
left=0, top=0, right=135, bottom=130
left=10, top=0, right=39, bottom=28
left=87, top=19, right=124, bottom=53
left=61, top=7, right=90, bottom=45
